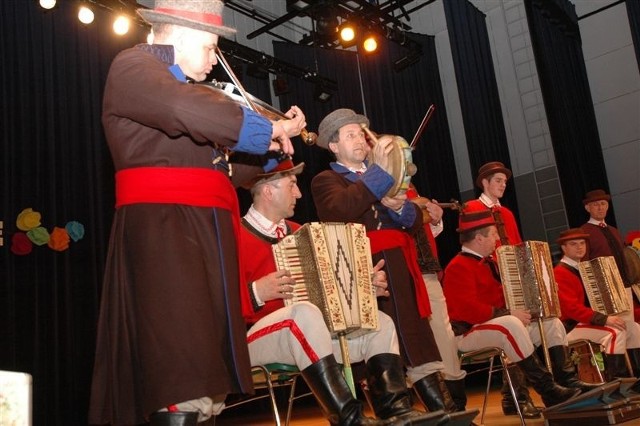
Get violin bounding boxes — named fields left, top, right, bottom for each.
left=209, top=47, right=317, bottom=146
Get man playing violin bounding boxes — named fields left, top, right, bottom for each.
left=88, top=1, right=306, bottom=425
left=310, top=109, right=474, bottom=421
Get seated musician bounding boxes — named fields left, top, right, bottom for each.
left=239, top=159, right=437, bottom=426
left=442, top=209, right=596, bottom=408
left=554, top=228, right=640, bottom=384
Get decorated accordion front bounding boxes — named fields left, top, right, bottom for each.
left=578, top=256, right=630, bottom=315
left=495, top=240, right=561, bottom=318
left=272, top=222, right=379, bottom=339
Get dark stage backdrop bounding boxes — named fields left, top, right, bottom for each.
left=525, top=0, right=614, bottom=228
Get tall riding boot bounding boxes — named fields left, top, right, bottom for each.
left=301, top=355, right=385, bottom=425
left=412, top=372, right=457, bottom=413
left=603, top=353, right=632, bottom=381
left=149, top=412, right=198, bottom=426
left=548, top=345, right=601, bottom=392
left=516, top=352, right=580, bottom=407
left=366, top=354, right=447, bottom=425
left=626, top=348, right=640, bottom=378
left=500, top=365, right=540, bottom=418
left=444, top=379, right=467, bottom=412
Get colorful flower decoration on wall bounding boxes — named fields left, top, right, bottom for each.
left=9, top=207, right=85, bottom=255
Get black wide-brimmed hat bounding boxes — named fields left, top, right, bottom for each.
left=138, top=0, right=236, bottom=37
left=251, top=159, right=305, bottom=187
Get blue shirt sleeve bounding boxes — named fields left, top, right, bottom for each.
left=235, top=106, right=272, bottom=154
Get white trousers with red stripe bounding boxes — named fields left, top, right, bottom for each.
left=456, top=315, right=568, bottom=362
left=247, top=301, right=399, bottom=371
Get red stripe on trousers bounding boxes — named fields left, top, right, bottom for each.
left=247, top=319, right=320, bottom=364
left=465, top=323, right=527, bottom=360
left=574, top=324, right=618, bottom=354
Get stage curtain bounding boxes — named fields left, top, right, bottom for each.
left=627, top=0, right=640, bottom=72
left=524, top=0, right=613, bottom=227
left=442, top=0, right=521, bottom=221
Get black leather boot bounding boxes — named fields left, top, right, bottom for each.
left=444, top=378, right=467, bottom=412
left=412, top=372, right=457, bottom=413
left=548, top=345, right=601, bottom=392
left=517, top=353, right=580, bottom=407
left=366, top=353, right=447, bottom=425
left=500, top=365, right=541, bottom=418
left=149, top=411, right=198, bottom=426
left=301, top=355, right=386, bottom=425
left=627, top=348, right=640, bottom=378
left=603, top=353, right=632, bottom=381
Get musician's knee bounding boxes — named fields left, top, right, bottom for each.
left=289, top=301, right=325, bottom=322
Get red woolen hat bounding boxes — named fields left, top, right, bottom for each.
left=475, top=161, right=512, bottom=188
left=556, top=228, right=590, bottom=245
left=457, top=209, right=496, bottom=233
left=250, top=158, right=304, bottom=187
left=582, top=189, right=611, bottom=205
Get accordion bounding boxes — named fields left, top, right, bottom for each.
left=495, top=240, right=561, bottom=318
left=578, top=256, right=630, bottom=315
left=272, top=222, right=379, bottom=339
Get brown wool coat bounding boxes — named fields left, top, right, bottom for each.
left=89, top=45, right=264, bottom=425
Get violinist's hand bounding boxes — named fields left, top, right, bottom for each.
left=254, top=270, right=296, bottom=302
left=381, top=194, right=407, bottom=212
left=371, top=259, right=390, bottom=298
left=370, top=135, right=394, bottom=172
left=269, top=106, right=306, bottom=156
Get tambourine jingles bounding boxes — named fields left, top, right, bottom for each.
left=360, top=125, right=417, bottom=197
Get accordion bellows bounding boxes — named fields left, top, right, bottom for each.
left=272, top=222, right=379, bottom=339
left=578, top=256, right=630, bottom=315
left=496, top=240, right=561, bottom=318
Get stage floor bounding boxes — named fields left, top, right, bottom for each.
left=215, top=379, right=550, bottom=425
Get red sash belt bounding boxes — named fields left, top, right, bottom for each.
left=115, top=166, right=253, bottom=317
left=115, top=167, right=234, bottom=208
left=367, top=229, right=431, bottom=318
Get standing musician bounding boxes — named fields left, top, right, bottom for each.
left=580, top=189, right=640, bottom=375
left=463, top=160, right=551, bottom=418
left=88, top=1, right=307, bottom=425
left=310, top=109, right=463, bottom=416
left=406, top=185, right=469, bottom=412
left=554, top=228, right=640, bottom=384
left=240, top=159, right=438, bottom=425
left=442, top=209, right=587, bottom=408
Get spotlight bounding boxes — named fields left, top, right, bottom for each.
left=339, top=24, right=356, bottom=44
left=39, top=0, right=56, bottom=9
left=314, top=83, right=332, bottom=103
left=113, top=16, right=130, bottom=35
left=362, top=34, right=378, bottom=53
left=78, top=5, right=94, bottom=25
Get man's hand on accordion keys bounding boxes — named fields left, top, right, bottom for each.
left=255, top=270, right=296, bottom=302
left=372, top=259, right=390, bottom=298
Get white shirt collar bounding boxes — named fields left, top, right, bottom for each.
left=588, top=218, right=606, bottom=227
left=337, top=161, right=367, bottom=174
left=560, top=256, right=580, bottom=269
left=479, top=193, right=501, bottom=208
left=461, top=246, right=485, bottom=258
left=244, top=205, right=286, bottom=238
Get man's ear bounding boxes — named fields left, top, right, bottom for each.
left=328, top=141, right=338, bottom=154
